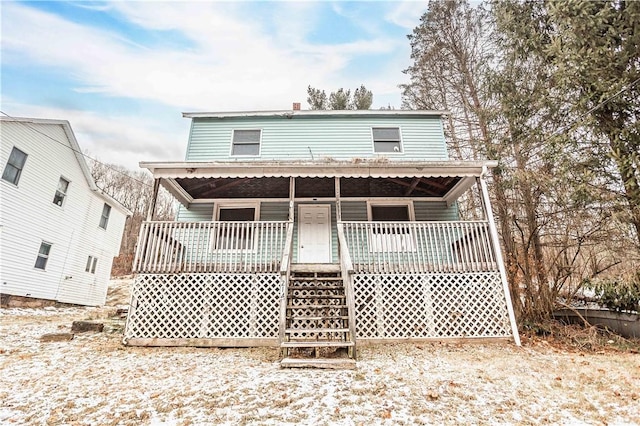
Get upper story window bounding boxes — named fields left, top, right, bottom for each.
left=99, top=204, right=111, bottom=229
left=231, top=130, right=261, bottom=156
left=2, top=147, right=28, bottom=185
left=34, top=242, right=52, bottom=270
left=53, top=177, right=70, bottom=206
left=372, top=127, right=402, bottom=153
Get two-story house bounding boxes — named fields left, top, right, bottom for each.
left=1, top=117, right=130, bottom=307
left=125, top=109, right=519, bottom=368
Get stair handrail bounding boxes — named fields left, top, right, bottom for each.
left=278, top=221, right=295, bottom=352
left=279, top=221, right=295, bottom=275
left=337, top=223, right=357, bottom=360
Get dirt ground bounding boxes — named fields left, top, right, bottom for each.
left=1, top=278, right=639, bottom=425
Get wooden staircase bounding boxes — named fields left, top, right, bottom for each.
left=280, top=264, right=356, bottom=369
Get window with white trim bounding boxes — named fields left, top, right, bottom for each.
left=372, top=127, right=402, bottom=153
left=231, top=129, right=261, bottom=156
left=213, top=203, right=259, bottom=250
left=34, top=242, right=52, bottom=270
left=99, top=204, right=111, bottom=229
left=53, top=177, right=70, bottom=206
left=85, top=256, right=98, bottom=273
left=368, top=202, right=415, bottom=251
left=2, top=147, right=28, bottom=185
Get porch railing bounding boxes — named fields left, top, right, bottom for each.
left=340, top=221, right=497, bottom=274
left=133, top=221, right=289, bottom=273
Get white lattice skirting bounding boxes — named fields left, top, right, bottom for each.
left=353, top=272, right=512, bottom=340
left=124, top=272, right=513, bottom=347
left=124, top=273, right=282, bottom=346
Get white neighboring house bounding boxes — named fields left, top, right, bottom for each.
left=0, top=117, right=130, bottom=306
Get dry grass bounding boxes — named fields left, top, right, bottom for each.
left=522, top=319, right=640, bottom=353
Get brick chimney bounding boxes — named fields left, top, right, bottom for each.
left=292, top=102, right=301, bottom=111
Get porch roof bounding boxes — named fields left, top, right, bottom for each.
left=140, top=160, right=497, bottom=206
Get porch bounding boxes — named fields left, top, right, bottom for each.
left=123, top=160, right=520, bottom=356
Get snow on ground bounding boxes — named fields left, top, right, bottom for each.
left=1, top=278, right=639, bottom=425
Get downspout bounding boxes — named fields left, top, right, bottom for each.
left=479, top=166, right=521, bottom=346
left=54, top=229, right=75, bottom=302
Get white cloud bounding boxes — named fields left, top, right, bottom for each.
left=2, top=100, right=187, bottom=171
left=385, top=1, right=428, bottom=30
left=2, top=2, right=399, bottom=112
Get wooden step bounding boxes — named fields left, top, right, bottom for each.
left=289, top=315, right=349, bottom=321
left=286, top=327, right=349, bottom=334
left=288, top=285, right=344, bottom=291
left=290, top=264, right=340, bottom=273
left=280, top=357, right=356, bottom=370
left=281, top=341, right=354, bottom=348
left=287, top=304, right=347, bottom=309
left=288, top=294, right=345, bottom=299
left=290, top=276, right=343, bottom=282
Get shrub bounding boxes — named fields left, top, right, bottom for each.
left=585, top=272, right=640, bottom=313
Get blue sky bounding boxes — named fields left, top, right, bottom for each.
left=1, top=1, right=428, bottom=169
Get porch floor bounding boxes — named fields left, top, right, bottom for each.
left=290, top=263, right=341, bottom=273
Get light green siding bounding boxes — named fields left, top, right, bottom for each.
left=342, top=201, right=368, bottom=221
left=177, top=203, right=214, bottom=221
left=260, top=202, right=289, bottom=221
left=177, top=201, right=289, bottom=222
left=414, top=201, right=459, bottom=221
left=340, top=200, right=458, bottom=222
left=186, top=116, right=447, bottom=162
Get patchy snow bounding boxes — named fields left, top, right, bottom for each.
left=1, top=278, right=639, bottom=425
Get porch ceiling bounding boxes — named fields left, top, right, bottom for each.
left=140, top=160, right=496, bottom=206
left=171, top=176, right=463, bottom=199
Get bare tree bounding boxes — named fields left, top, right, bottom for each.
left=89, top=160, right=175, bottom=275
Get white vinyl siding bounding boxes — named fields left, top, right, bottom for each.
left=0, top=120, right=127, bottom=306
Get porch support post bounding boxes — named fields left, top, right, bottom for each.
left=479, top=168, right=521, bottom=346
left=288, top=177, right=295, bottom=221
left=146, top=178, right=161, bottom=221
left=335, top=177, right=342, bottom=222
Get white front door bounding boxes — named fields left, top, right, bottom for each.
left=298, top=205, right=332, bottom=263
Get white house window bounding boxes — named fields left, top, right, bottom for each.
left=368, top=202, right=415, bottom=252
left=372, top=127, right=402, bottom=153
left=53, top=177, right=70, bottom=206
left=213, top=204, right=258, bottom=250
left=85, top=256, right=98, bottom=273
left=34, top=242, right=52, bottom=270
left=2, top=147, right=28, bottom=185
left=99, top=204, right=111, bottom=229
left=231, top=130, right=261, bottom=156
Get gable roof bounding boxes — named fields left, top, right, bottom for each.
left=1, top=116, right=131, bottom=216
